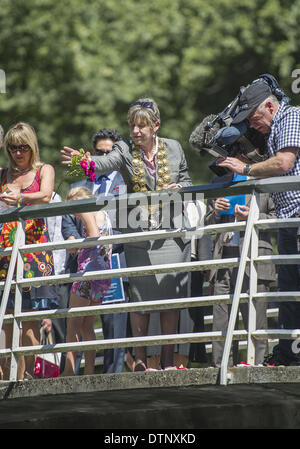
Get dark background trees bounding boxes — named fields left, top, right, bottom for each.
left=1, top=0, right=300, bottom=196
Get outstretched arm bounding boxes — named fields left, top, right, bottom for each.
left=61, top=145, right=123, bottom=175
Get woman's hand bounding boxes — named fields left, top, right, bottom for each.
left=166, top=183, right=181, bottom=189
left=61, top=147, right=91, bottom=165
left=234, top=204, right=249, bottom=221
left=0, top=189, right=21, bottom=206
left=61, top=146, right=80, bottom=165
left=41, top=318, right=52, bottom=334
left=66, top=235, right=81, bottom=254
left=214, top=197, right=230, bottom=216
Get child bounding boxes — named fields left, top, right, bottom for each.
left=61, top=186, right=112, bottom=376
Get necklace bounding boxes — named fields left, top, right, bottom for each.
left=13, top=167, right=32, bottom=175
left=131, top=138, right=171, bottom=192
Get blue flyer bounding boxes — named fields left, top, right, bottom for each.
left=219, top=173, right=247, bottom=215
left=102, top=253, right=125, bottom=304
left=219, top=194, right=246, bottom=215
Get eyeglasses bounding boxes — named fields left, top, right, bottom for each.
left=9, top=144, right=31, bottom=154
left=94, top=149, right=109, bottom=156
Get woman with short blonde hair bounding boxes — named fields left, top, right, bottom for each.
left=127, top=98, right=160, bottom=129
left=62, top=98, right=193, bottom=371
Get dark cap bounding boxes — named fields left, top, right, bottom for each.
left=232, top=81, right=272, bottom=124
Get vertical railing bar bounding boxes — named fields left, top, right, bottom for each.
left=9, top=220, right=26, bottom=381
left=0, top=222, right=24, bottom=334
left=247, top=192, right=260, bottom=365
left=220, top=190, right=257, bottom=385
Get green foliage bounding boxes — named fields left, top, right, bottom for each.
left=1, top=0, right=300, bottom=197
left=65, top=149, right=87, bottom=179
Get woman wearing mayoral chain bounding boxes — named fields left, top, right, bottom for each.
left=61, top=98, right=193, bottom=371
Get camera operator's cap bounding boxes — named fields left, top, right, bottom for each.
left=232, top=81, right=272, bottom=124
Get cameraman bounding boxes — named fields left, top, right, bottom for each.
left=216, top=79, right=300, bottom=366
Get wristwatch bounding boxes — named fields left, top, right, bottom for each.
left=243, top=164, right=252, bottom=176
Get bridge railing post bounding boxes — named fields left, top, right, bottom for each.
left=220, top=190, right=259, bottom=385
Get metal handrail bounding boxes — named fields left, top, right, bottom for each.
left=0, top=176, right=299, bottom=383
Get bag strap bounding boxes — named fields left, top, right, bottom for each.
left=0, top=168, right=8, bottom=189
left=39, top=326, right=60, bottom=366
left=39, top=326, right=54, bottom=345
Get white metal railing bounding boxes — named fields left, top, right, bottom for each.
left=0, top=176, right=299, bottom=385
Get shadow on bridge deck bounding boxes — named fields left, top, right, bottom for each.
left=1, top=367, right=300, bottom=429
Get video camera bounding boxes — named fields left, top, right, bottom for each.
left=189, top=73, right=290, bottom=176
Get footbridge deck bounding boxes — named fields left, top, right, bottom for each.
left=1, top=366, right=300, bottom=429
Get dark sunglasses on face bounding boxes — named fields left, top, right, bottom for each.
left=9, top=144, right=31, bottom=154
left=94, top=148, right=109, bottom=156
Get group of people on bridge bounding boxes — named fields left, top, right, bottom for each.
left=0, top=75, right=299, bottom=380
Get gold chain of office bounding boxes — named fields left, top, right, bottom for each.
left=131, top=138, right=171, bottom=192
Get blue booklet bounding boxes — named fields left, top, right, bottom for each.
left=102, top=253, right=126, bottom=304
left=218, top=194, right=246, bottom=215
left=219, top=173, right=247, bottom=215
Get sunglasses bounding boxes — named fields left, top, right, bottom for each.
left=94, top=149, right=109, bottom=156
left=129, top=101, right=154, bottom=111
left=9, top=144, right=31, bottom=154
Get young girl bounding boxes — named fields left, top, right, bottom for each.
left=61, top=186, right=112, bottom=376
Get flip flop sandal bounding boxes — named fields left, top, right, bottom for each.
left=164, top=365, right=187, bottom=370
left=134, top=360, right=147, bottom=372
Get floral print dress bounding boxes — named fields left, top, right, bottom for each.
left=71, top=213, right=112, bottom=303
left=0, top=167, right=55, bottom=296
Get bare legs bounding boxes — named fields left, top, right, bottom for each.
left=0, top=323, right=13, bottom=380
left=22, top=320, right=40, bottom=377
left=130, top=309, right=179, bottom=370
left=0, top=318, right=40, bottom=380
left=61, top=293, right=96, bottom=377
left=160, top=310, right=179, bottom=368
left=130, top=312, right=149, bottom=370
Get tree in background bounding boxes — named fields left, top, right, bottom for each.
left=1, top=0, right=300, bottom=196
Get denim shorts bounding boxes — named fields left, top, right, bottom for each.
left=2, top=291, right=59, bottom=311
